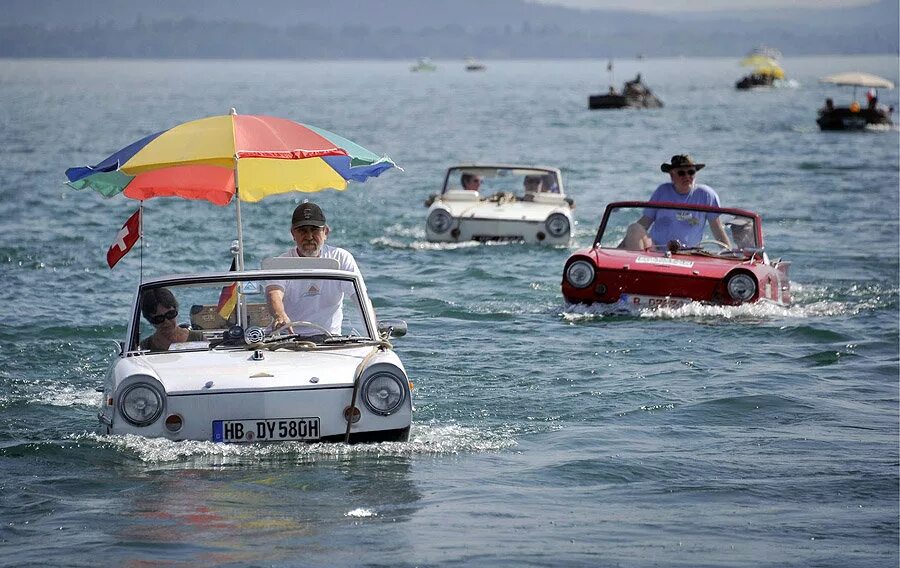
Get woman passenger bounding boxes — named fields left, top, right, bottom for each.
left=140, top=287, right=202, bottom=351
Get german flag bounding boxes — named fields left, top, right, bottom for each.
left=217, top=258, right=237, bottom=320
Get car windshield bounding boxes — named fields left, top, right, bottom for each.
left=443, top=167, right=561, bottom=198
left=596, top=204, right=760, bottom=253
left=132, top=274, right=372, bottom=353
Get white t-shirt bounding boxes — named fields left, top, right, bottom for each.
left=267, top=244, right=367, bottom=335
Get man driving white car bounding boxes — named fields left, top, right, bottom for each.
left=266, top=202, right=366, bottom=336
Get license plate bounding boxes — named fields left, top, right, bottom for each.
left=621, top=294, right=691, bottom=309
left=212, top=417, right=320, bottom=443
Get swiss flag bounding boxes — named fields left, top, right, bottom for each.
left=107, top=209, right=142, bottom=269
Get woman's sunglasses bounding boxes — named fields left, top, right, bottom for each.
left=676, top=169, right=696, bottom=177
left=148, top=308, right=178, bottom=325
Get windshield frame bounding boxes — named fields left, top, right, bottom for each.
left=441, top=164, right=564, bottom=197
left=125, top=269, right=373, bottom=354
left=593, top=200, right=765, bottom=251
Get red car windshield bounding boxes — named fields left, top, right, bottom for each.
left=597, top=204, right=760, bottom=252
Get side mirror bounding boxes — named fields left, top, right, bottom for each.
left=377, top=320, right=408, bottom=338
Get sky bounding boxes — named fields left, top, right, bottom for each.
left=534, top=0, right=876, bottom=12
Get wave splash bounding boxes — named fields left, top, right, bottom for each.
left=72, top=423, right=517, bottom=464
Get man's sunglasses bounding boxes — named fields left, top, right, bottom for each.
left=148, top=308, right=178, bottom=325
left=676, top=169, right=696, bottom=177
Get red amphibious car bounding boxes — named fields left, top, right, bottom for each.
left=562, top=201, right=791, bottom=308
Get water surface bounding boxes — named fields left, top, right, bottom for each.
left=0, top=55, right=898, bottom=567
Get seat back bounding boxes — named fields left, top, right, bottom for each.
left=261, top=257, right=340, bottom=270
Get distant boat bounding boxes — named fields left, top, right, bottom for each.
left=735, top=47, right=789, bottom=90
left=411, top=57, right=437, bottom=72
left=465, top=57, right=486, bottom=72
left=589, top=73, right=663, bottom=110
left=816, top=72, right=894, bottom=130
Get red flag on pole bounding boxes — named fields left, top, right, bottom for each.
left=107, top=209, right=141, bottom=269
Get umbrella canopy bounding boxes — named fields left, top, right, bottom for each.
left=66, top=111, right=398, bottom=271
left=740, top=55, right=785, bottom=79
left=819, top=72, right=895, bottom=89
left=66, top=112, right=397, bottom=205
left=756, top=65, right=785, bottom=79
left=740, top=55, right=778, bottom=68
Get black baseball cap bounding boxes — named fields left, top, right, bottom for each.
left=291, top=202, right=327, bottom=229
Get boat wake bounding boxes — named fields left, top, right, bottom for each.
left=371, top=223, right=586, bottom=251
left=864, top=122, right=897, bottom=132
left=74, top=423, right=516, bottom=464
left=560, top=281, right=887, bottom=322
left=372, top=236, right=483, bottom=251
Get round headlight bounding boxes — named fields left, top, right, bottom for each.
left=565, top=260, right=595, bottom=289
left=726, top=273, right=757, bottom=302
left=361, top=372, right=407, bottom=416
left=545, top=213, right=571, bottom=238
left=119, top=383, right=164, bottom=426
left=427, top=209, right=453, bottom=234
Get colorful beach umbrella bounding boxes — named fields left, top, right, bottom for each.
left=65, top=110, right=398, bottom=269
left=65, top=111, right=397, bottom=206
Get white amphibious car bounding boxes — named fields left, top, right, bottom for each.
left=425, top=165, right=575, bottom=245
left=99, top=258, right=411, bottom=444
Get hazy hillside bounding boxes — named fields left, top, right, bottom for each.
left=1, top=0, right=896, bottom=58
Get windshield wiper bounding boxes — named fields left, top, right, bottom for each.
left=247, top=336, right=319, bottom=351
left=322, top=335, right=371, bottom=345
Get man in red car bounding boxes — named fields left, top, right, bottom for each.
left=620, top=154, right=732, bottom=251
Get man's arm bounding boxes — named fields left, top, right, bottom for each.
left=265, top=285, right=292, bottom=331
left=709, top=217, right=733, bottom=248
left=637, top=215, right=653, bottom=230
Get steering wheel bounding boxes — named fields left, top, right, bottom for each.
left=489, top=191, right=516, bottom=203
left=272, top=320, right=334, bottom=337
left=697, top=240, right=732, bottom=252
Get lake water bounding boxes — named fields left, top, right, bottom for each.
left=0, top=55, right=898, bottom=567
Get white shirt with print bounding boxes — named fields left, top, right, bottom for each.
left=267, top=244, right=367, bottom=335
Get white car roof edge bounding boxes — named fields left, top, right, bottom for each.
left=136, top=267, right=360, bottom=287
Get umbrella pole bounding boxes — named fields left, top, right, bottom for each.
left=234, top=165, right=247, bottom=329
left=234, top=163, right=245, bottom=271
left=234, top=195, right=245, bottom=272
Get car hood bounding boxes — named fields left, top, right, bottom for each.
left=440, top=200, right=568, bottom=222
left=113, top=346, right=381, bottom=394
left=590, top=247, right=750, bottom=278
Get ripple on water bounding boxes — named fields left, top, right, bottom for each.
left=674, top=393, right=818, bottom=425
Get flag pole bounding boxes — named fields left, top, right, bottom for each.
left=139, top=201, right=144, bottom=283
